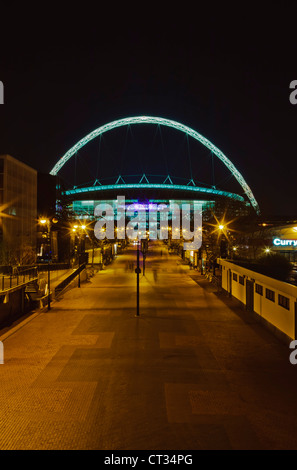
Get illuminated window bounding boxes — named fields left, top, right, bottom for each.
left=239, top=275, right=244, bottom=285
left=278, top=294, right=290, bottom=310
left=255, top=284, right=263, bottom=296
left=266, top=288, right=275, bottom=302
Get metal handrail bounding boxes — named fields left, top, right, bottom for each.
left=55, top=263, right=86, bottom=296
left=0, top=267, right=38, bottom=291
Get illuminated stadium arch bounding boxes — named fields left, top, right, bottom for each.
left=50, top=116, right=260, bottom=214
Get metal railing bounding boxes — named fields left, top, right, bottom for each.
left=37, top=263, right=70, bottom=273
left=55, top=263, right=86, bottom=297
left=0, top=267, right=38, bottom=291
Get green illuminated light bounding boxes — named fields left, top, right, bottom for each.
left=63, top=183, right=245, bottom=202
left=51, top=116, right=260, bottom=214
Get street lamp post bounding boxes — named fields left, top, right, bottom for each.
left=141, top=237, right=148, bottom=276
left=142, top=250, right=146, bottom=276
left=136, top=242, right=140, bottom=316
left=91, top=235, right=95, bottom=267
left=40, top=217, right=58, bottom=311
left=72, top=223, right=87, bottom=288
left=134, top=239, right=142, bottom=316
left=48, top=253, right=51, bottom=310
left=78, top=252, right=81, bottom=288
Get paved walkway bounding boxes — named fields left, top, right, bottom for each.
left=0, top=241, right=297, bottom=450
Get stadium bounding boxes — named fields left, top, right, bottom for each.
left=45, top=116, right=259, bottom=267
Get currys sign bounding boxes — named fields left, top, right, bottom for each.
left=273, top=238, right=297, bottom=247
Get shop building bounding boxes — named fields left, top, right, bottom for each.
left=0, top=154, right=37, bottom=264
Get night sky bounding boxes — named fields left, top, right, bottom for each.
left=1, top=4, right=296, bottom=217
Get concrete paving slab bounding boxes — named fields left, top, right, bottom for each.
left=0, top=241, right=297, bottom=450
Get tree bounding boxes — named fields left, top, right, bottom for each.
left=0, top=241, right=36, bottom=266
left=256, top=253, right=293, bottom=281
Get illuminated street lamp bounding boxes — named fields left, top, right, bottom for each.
left=39, top=217, right=58, bottom=310
left=216, top=222, right=228, bottom=260
left=71, top=222, right=88, bottom=287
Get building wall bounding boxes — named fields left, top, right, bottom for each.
left=0, top=155, right=37, bottom=262
left=269, top=224, right=297, bottom=262
left=219, top=258, right=297, bottom=342
left=245, top=223, right=297, bottom=262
